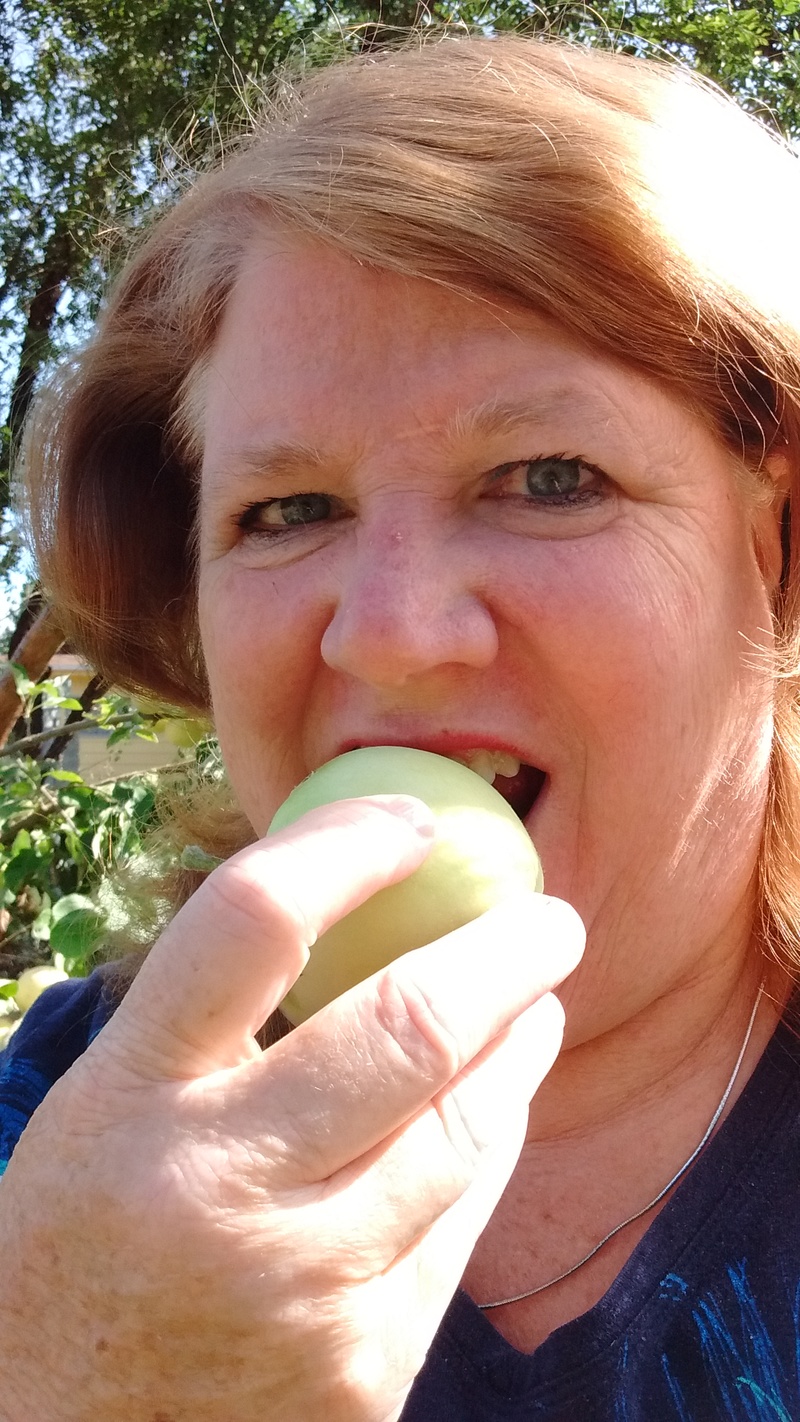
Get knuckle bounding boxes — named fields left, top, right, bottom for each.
left=199, top=857, right=314, bottom=950
left=369, top=969, right=463, bottom=1084
left=433, top=1086, right=491, bottom=1177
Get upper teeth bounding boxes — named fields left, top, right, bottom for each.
left=457, top=749, right=521, bottom=783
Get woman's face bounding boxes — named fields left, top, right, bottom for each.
left=196, top=233, right=783, bottom=1037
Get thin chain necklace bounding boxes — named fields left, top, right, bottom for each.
left=477, top=980, right=765, bottom=1311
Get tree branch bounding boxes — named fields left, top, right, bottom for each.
left=0, top=712, right=142, bottom=759
left=41, top=673, right=106, bottom=762
left=0, top=604, right=64, bottom=746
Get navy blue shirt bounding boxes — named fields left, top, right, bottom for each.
left=2, top=971, right=800, bottom=1420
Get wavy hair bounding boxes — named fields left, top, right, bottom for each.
left=22, top=35, right=800, bottom=972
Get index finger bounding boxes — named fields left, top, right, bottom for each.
left=99, top=796, right=435, bottom=1080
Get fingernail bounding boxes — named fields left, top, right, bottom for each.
left=378, top=794, right=437, bottom=839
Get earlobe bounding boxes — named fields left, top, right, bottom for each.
left=779, top=497, right=791, bottom=594
left=753, top=450, right=792, bottom=594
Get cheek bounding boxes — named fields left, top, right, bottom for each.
left=542, top=514, right=761, bottom=668
left=502, top=517, right=774, bottom=974
left=499, top=516, right=772, bottom=770
left=198, top=566, right=331, bottom=824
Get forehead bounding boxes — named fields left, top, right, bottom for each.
left=197, top=231, right=698, bottom=471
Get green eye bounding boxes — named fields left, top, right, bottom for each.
left=239, top=492, right=342, bottom=536
left=488, top=454, right=605, bottom=508
left=277, top=494, right=333, bottom=526
left=524, top=457, right=583, bottom=498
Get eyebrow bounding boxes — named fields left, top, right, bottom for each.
left=209, top=388, right=614, bottom=486
left=445, top=391, right=614, bottom=444
left=216, top=440, right=329, bottom=482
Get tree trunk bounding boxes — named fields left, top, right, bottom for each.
left=1, top=224, right=74, bottom=509
left=221, top=0, right=238, bottom=77
left=358, top=0, right=426, bottom=51
left=0, top=604, right=64, bottom=746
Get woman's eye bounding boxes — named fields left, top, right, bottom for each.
left=239, top=493, right=342, bottom=535
left=490, top=455, right=606, bottom=506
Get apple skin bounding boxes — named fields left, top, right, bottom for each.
left=158, top=717, right=209, bottom=748
left=268, top=746, right=543, bottom=1025
left=14, top=965, right=69, bottom=1015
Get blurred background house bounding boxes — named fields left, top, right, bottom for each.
left=2, top=593, right=184, bottom=782
left=46, top=653, right=180, bottom=783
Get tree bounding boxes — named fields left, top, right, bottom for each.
left=625, top=0, right=800, bottom=133
left=0, top=1, right=337, bottom=523
left=2, top=0, right=798, bottom=598
left=0, top=668, right=222, bottom=1044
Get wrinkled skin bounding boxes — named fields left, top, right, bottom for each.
left=0, top=801, right=581, bottom=1420
left=0, top=235, right=785, bottom=1414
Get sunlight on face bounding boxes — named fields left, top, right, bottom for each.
left=196, top=233, right=782, bottom=1038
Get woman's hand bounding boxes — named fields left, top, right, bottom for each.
left=0, top=797, right=584, bottom=1422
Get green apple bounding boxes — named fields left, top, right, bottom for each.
left=158, top=717, right=209, bottom=748
left=14, top=965, right=69, bottom=1014
left=268, top=746, right=543, bottom=1024
left=0, top=1018, right=20, bottom=1051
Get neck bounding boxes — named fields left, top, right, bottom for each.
left=463, top=906, right=790, bottom=1343
left=463, top=946, right=785, bottom=1341
left=526, top=928, right=783, bottom=1150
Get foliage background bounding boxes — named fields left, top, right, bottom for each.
left=3, top=0, right=799, bottom=548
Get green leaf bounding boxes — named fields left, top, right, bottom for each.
left=0, top=981, right=18, bottom=1000
left=64, top=831, right=85, bottom=863
left=47, top=769, right=84, bottom=783
left=31, top=904, right=52, bottom=940
left=51, top=893, right=97, bottom=924
left=49, top=908, right=107, bottom=963
left=35, top=681, right=83, bottom=712
left=9, top=664, right=37, bottom=700
left=6, top=781, right=33, bottom=801
left=5, top=847, right=43, bottom=894
left=105, top=724, right=133, bottom=748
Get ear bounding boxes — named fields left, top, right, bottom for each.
left=751, top=448, right=792, bottom=594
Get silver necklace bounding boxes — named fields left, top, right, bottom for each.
left=477, top=980, right=765, bottom=1311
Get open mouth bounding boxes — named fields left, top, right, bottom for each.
left=452, top=750, right=547, bottom=820
left=342, top=743, right=547, bottom=821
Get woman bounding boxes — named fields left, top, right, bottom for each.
left=1, top=34, right=799, bottom=1420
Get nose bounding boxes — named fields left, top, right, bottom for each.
left=320, top=521, right=499, bottom=687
